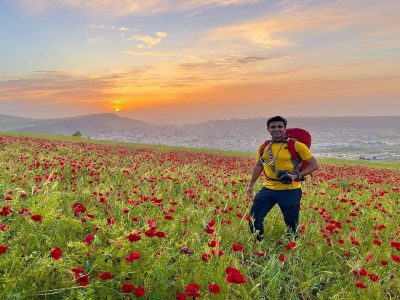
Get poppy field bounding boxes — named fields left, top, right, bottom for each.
left=0, top=134, right=399, bottom=299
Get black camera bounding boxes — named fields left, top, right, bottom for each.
left=276, top=170, right=293, bottom=184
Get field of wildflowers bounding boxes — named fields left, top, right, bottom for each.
left=0, top=134, right=399, bottom=299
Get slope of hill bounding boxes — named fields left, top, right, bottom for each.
left=0, top=114, right=46, bottom=130
left=5, top=113, right=157, bottom=136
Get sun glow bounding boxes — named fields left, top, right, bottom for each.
left=114, top=108, right=120, bottom=112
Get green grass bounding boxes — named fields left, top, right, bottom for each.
left=0, top=132, right=399, bottom=299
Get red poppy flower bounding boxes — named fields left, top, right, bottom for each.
left=77, top=274, right=90, bottom=286
left=185, top=283, right=201, bottom=297
left=49, top=247, right=62, bottom=260
left=368, top=274, right=380, bottom=281
left=125, top=252, right=141, bottom=263
left=381, top=260, right=389, bottom=266
left=18, top=208, right=31, bottom=215
left=355, top=281, right=367, bottom=289
left=285, top=241, right=297, bottom=250
left=147, top=219, right=156, bottom=228
left=0, top=245, right=9, bottom=254
left=121, top=282, right=135, bottom=293
left=350, top=236, right=360, bottom=246
left=231, top=244, right=244, bottom=252
left=156, top=231, right=166, bottom=238
left=84, top=234, right=95, bottom=245
left=95, top=272, right=113, bottom=281
left=201, top=253, right=211, bottom=261
left=359, top=267, right=368, bottom=277
left=278, top=254, right=286, bottom=262
left=31, top=214, right=42, bottom=222
left=86, top=213, right=96, bottom=219
left=365, top=254, right=374, bottom=261
left=71, top=267, right=84, bottom=277
left=211, top=249, right=224, bottom=256
left=126, top=232, right=141, bottom=242
left=390, top=241, right=400, bottom=248
left=391, top=254, right=400, bottom=262
left=373, top=240, right=382, bottom=246
left=175, top=292, right=186, bottom=300
left=106, top=217, right=115, bottom=224
left=207, top=220, right=215, bottom=227
left=208, top=240, right=218, bottom=247
left=145, top=228, right=157, bottom=237
left=134, top=286, right=145, bottom=297
left=0, top=225, right=9, bottom=231
left=72, top=203, right=86, bottom=216
left=208, top=282, right=221, bottom=294
left=226, top=267, right=246, bottom=284
left=204, top=226, right=215, bottom=234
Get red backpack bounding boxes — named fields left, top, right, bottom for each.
left=258, top=128, right=312, bottom=177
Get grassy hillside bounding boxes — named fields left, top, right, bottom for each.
left=0, top=132, right=399, bottom=299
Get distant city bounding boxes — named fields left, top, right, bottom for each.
left=1, top=113, right=399, bottom=160
left=92, top=128, right=400, bottom=161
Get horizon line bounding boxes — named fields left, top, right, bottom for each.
left=1, top=112, right=399, bottom=126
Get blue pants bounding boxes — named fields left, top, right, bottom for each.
left=249, top=187, right=302, bottom=241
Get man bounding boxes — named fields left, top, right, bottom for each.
left=246, top=116, right=319, bottom=241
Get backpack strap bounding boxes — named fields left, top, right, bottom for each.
left=258, top=140, right=270, bottom=177
left=287, top=139, right=299, bottom=162
left=258, top=140, right=271, bottom=159
left=287, top=139, right=302, bottom=176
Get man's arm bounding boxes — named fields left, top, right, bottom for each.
left=299, top=156, right=319, bottom=177
left=246, top=160, right=264, bottom=199
left=289, top=156, right=319, bottom=181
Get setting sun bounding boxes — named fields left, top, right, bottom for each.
left=114, top=108, right=120, bottom=112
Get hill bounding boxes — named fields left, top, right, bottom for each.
left=0, top=114, right=46, bottom=130
left=2, top=113, right=157, bottom=136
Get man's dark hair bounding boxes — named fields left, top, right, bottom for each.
left=267, top=116, right=288, bottom=128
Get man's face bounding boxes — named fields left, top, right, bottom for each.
left=268, top=121, right=286, bottom=140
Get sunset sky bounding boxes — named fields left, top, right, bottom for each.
left=1, top=0, right=399, bottom=124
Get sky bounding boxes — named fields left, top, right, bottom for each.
left=0, top=0, right=399, bottom=124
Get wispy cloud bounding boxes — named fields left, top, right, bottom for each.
left=129, top=32, right=168, bottom=48
left=202, top=0, right=400, bottom=49
left=0, top=71, right=115, bottom=101
left=90, top=24, right=167, bottom=48
left=90, top=24, right=133, bottom=32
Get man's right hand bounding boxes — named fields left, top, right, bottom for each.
left=246, top=185, right=254, bottom=200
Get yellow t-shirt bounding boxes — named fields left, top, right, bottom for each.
left=257, top=140, right=314, bottom=190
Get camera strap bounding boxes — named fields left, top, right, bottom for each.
left=266, top=141, right=285, bottom=173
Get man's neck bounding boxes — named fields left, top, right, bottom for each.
left=271, top=138, right=285, bottom=142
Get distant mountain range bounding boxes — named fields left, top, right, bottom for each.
left=1, top=113, right=400, bottom=159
